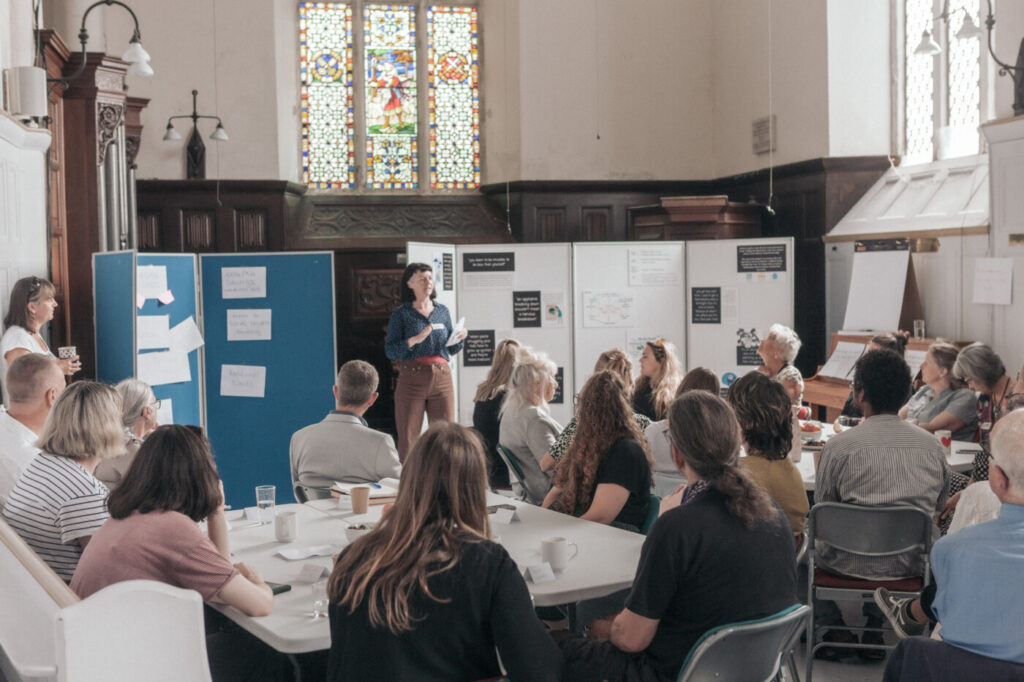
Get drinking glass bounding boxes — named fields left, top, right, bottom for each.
left=255, top=485, right=276, bottom=525
left=312, top=579, right=329, bottom=619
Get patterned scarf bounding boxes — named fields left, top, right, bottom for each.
left=679, top=479, right=711, bottom=507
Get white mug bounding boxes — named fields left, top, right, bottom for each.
left=541, top=536, right=579, bottom=572
left=936, top=430, right=953, bottom=457
left=274, top=510, right=298, bottom=542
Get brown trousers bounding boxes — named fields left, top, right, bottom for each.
left=393, top=361, right=455, bottom=461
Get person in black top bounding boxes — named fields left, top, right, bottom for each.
left=471, top=338, right=521, bottom=488
left=327, top=421, right=561, bottom=682
left=554, top=391, right=797, bottom=681
left=543, top=370, right=652, bottom=531
left=631, top=339, right=682, bottom=421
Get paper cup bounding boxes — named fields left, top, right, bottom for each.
left=936, top=430, right=952, bottom=457
left=350, top=486, right=370, bottom=514
left=274, top=510, right=297, bottom=542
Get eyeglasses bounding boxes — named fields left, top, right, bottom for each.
left=150, top=399, right=162, bottom=411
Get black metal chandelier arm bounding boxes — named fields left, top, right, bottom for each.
left=48, top=0, right=144, bottom=85
left=984, top=0, right=1019, bottom=75
left=166, top=114, right=222, bottom=123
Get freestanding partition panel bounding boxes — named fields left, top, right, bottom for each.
left=685, top=238, right=795, bottom=390
left=93, top=252, right=204, bottom=427
left=572, top=242, right=686, bottom=394
left=200, top=252, right=337, bottom=509
left=455, top=243, right=574, bottom=426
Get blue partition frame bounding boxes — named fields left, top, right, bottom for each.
left=93, top=252, right=204, bottom=427
left=200, top=252, right=337, bottom=509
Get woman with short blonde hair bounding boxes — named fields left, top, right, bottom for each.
left=3, top=381, right=123, bottom=580
left=327, top=422, right=561, bottom=681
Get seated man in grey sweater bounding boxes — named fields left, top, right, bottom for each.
left=290, top=360, right=401, bottom=500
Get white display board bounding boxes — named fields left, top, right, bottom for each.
left=455, top=243, right=574, bottom=426
left=572, top=242, right=686, bottom=395
left=842, top=250, right=910, bottom=331
left=685, top=238, right=794, bottom=390
left=406, top=242, right=460, bottom=430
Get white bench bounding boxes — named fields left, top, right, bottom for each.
left=0, top=518, right=211, bottom=681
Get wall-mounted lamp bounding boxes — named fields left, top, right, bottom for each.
left=914, top=0, right=1024, bottom=115
left=48, top=0, right=153, bottom=86
left=163, top=89, right=228, bottom=179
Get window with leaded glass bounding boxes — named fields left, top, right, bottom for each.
left=299, top=2, right=480, bottom=191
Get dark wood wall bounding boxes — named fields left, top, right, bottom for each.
left=136, top=156, right=887, bottom=430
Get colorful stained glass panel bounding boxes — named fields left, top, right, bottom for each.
left=365, top=5, right=418, bottom=188
left=300, top=3, right=354, bottom=189
left=428, top=6, right=479, bottom=189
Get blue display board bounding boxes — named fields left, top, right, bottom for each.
left=200, top=253, right=336, bottom=509
left=93, top=252, right=204, bottom=428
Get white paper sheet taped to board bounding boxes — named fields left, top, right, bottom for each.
left=582, top=291, right=636, bottom=328
left=136, top=265, right=168, bottom=300
left=169, top=316, right=205, bottom=353
left=137, top=315, right=171, bottom=350
left=137, top=350, right=191, bottom=386
left=628, top=248, right=680, bottom=287
left=221, top=364, right=266, bottom=398
left=221, top=267, right=267, bottom=299
left=227, top=309, right=272, bottom=341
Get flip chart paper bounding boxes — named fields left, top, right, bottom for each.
left=136, top=315, right=171, bottom=350
left=220, top=364, right=266, bottom=398
left=136, top=265, right=168, bottom=299
left=221, top=267, right=267, bottom=299
left=227, top=309, right=272, bottom=341
left=137, top=350, right=192, bottom=386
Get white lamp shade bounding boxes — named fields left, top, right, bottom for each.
left=121, top=40, right=151, bottom=64
left=956, top=16, right=982, bottom=40
left=210, top=124, right=229, bottom=141
left=127, top=60, right=154, bottom=77
left=6, top=66, right=48, bottom=118
left=914, top=30, right=942, bottom=56
left=163, top=125, right=182, bottom=141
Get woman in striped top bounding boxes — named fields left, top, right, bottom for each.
left=2, top=381, right=123, bottom=581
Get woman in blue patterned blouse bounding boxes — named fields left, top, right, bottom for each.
left=385, top=263, right=466, bottom=460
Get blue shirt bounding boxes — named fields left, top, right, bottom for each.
left=932, top=502, right=1024, bottom=664
left=384, top=302, right=464, bottom=361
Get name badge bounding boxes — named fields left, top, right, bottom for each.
left=431, top=323, right=445, bottom=331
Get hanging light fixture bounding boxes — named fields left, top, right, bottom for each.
left=47, top=0, right=153, bottom=85
left=914, top=30, right=942, bottom=56
left=163, top=89, right=229, bottom=179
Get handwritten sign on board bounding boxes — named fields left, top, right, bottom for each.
left=220, top=364, right=266, bottom=398
left=226, top=309, right=272, bottom=341
left=221, top=267, right=267, bottom=299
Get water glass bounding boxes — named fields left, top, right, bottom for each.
left=255, top=485, right=276, bottom=525
left=312, top=579, right=329, bottom=619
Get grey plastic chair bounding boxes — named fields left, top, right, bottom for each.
left=496, top=445, right=526, bottom=501
left=805, top=503, right=934, bottom=682
left=677, top=603, right=809, bottom=682
left=292, top=483, right=332, bottom=503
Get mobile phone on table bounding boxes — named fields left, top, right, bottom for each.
left=266, top=581, right=292, bottom=595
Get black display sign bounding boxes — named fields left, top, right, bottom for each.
left=737, top=244, right=786, bottom=272
left=442, top=252, right=454, bottom=290
left=462, top=330, right=495, bottom=367
left=513, top=290, right=542, bottom=327
left=551, top=367, right=564, bottom=404
left=737, top=346, right=763, bottom=366
left=691, top=287, right=721, bottom=324
left=463, top=252, right=515, bottom=272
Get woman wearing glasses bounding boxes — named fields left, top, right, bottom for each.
left=95, top=379, right=161, bottom=489
left=1, top=276, right=81, bottom=406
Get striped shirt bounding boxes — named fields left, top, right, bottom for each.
left=815, top=414, right=949, bottom=580
left=2, top=454, right=109, bottom=581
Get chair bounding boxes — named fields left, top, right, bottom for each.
left=805, top=503, right=935, bottom=682
left=883, top=636, right=1024, bottom=682
left=56, top=579, right=212, bottom=682
left=677, top=604, right=809, bottom=682
left=641, top=493, right=661, bottom=534
left=293, top=483, right=332, bottom=503
left=496, top=445, right=526, bottom=500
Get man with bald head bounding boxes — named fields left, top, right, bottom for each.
left=0, top=353, right=65, bottom=506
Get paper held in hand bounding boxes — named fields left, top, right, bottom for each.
left=446, top=317, right=466, bottom=347
left=331, top=478, right=400, bottom=503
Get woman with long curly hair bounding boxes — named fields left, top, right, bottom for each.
left=542, top=370, right=652, bottom=531
left=327, top=421, right=560, bottom=681
left=632, top=338, right=682, bottom=420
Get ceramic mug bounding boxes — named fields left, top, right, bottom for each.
left=541, top=536, right=579, bottom=572
left=936, top=430, right=952, bottom=457
left=274, top=510, right=298, bottom=542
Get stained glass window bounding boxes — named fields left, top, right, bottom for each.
left=365, top=4, right=418, bottom=189
left=427, top=6, right=479, bottom=189
left=904, top=0, right=935, bottom=164
left=946, top=0, right=981, bottom=157
left=300, top=3, right=355, bottom=189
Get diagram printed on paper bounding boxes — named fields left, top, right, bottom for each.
left=582, top=290, right=636, bottom=328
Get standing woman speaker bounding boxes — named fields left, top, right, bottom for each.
left=385, top=263, right=467, bottom=460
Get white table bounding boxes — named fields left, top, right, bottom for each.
left=795, top=433, right=981, bottom=492
left=213, top=492, right=646, bottom=654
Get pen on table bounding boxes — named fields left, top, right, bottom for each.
left=368, top=482, right=382, bottom=489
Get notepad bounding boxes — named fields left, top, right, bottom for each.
left=331, top=478, right=400, bottom=499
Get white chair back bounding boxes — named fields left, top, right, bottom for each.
left=55, top=580, right=211, bottom=682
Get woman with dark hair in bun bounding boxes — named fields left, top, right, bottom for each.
left=555, top=391, right=797, bottom=681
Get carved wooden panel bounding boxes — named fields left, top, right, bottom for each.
left=138, top=212, right=161, bottom=250
left=183, top=210, right=216, bottom=251
left=536, top=207, right=566, bottom=241
left=582, top=207, right=611, bottom=241
left=302, top=202, right=505, bottom=245
left=96, top=102, right=124, bottom=166
left=235, top=209, right=267, bottom=251
left=353, top=269, right=402, bottom=320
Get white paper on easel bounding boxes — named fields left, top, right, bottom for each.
left=137, top=315, right=171, bottom=349
left=972, top=258, right=1013, bottom=305
left=817, top=341, right=867, bottom=380
left=842, top=251, right=909, bottom=332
